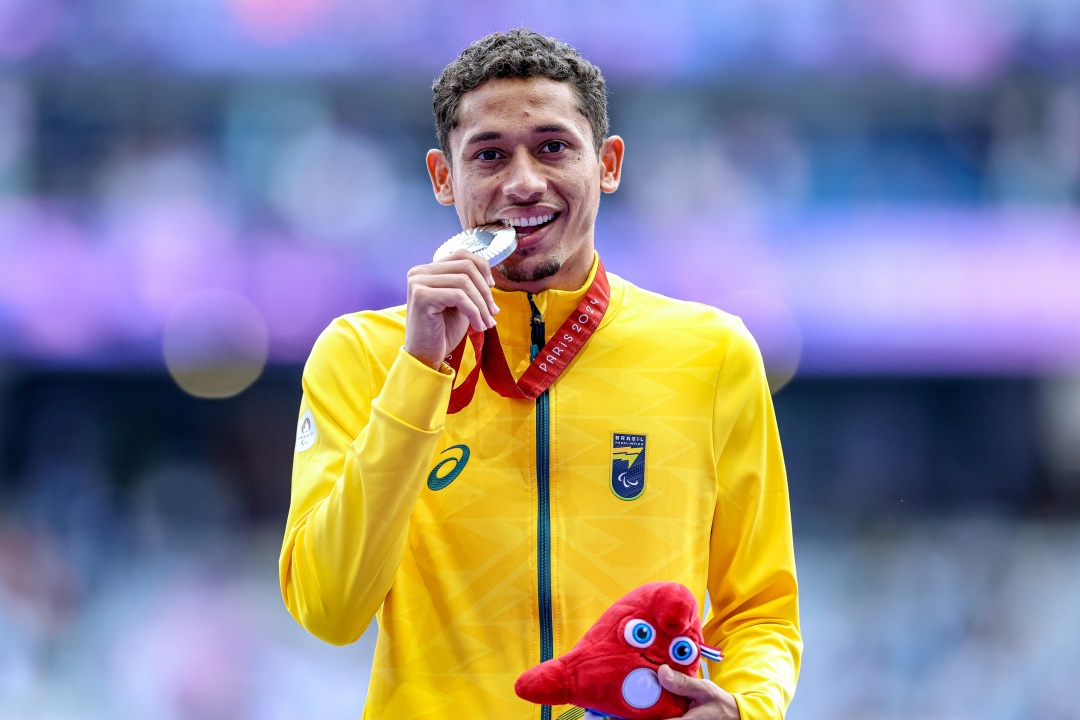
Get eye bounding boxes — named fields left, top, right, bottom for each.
left=476, top=149, right=503, bottom=161
left=540, top=140, right=567, bottom=154
left=623, top=619, right=656, bottom=648
left=668, top=637, right=699, bottom=665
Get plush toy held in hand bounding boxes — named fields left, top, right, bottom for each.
left=515, top=582, right=723, bottom=720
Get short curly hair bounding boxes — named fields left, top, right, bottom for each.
left=432, top=29, right=609, bottom=164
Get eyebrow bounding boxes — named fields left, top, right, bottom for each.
left=463, top=131, right=502, bottom=146
left=462, top=123, right=575, bottom=147
left=534, top=123, right=572, bottom=135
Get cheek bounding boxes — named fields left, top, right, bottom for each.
left=568, top=178, right=601, bottom=219
left=456, top=188, right=490, bottom=221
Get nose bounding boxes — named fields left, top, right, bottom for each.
left=503, top=148, right=545, bottom=202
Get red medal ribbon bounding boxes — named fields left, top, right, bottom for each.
left=446, top=259, right=610, bottom=414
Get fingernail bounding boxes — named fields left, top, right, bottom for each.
left=487, top=317, right=496, bottom=328
left=492, top=304, right=500, bottom=314
left=488, top=277, right=496, bottom=287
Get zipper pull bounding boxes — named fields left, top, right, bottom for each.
left=527, top=293, right=545, bottom=361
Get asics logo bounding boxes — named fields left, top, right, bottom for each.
left=427, top=444, right=470, bottom=491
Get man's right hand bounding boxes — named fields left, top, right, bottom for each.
left=404, top=249, right=500, bottom=370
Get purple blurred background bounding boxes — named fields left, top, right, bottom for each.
left=1, top=0, right=1079, bottom=374
left=2, top=1, right=1080, bottom=718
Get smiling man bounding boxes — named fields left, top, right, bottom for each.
left=426, top=75, right=614, bottom=295
left=280, top=30, right=801, bottom=720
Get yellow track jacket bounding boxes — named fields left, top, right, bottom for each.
left=280, top=256, right=801, bottom=720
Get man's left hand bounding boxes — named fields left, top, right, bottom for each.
left=655, top=664, right=741, bottom=720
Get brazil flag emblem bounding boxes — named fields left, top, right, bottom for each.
left=611, top=433, right=646, bottom=500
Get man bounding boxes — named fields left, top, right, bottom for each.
left=280, top=29, right=800, bottom=720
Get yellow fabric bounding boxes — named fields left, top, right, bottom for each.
left=280, top=255, right=801, bottom=720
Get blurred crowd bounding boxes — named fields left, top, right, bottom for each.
left=3, top=505, right=1079, bottom=719
left=1, top=1, right=1079, bottom=371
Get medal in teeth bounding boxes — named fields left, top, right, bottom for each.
left=433, top=223, right=519, bottom=266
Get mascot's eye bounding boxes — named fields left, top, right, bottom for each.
left=623, top=619, right=656, bottom=648
left=668, top=637, right=699, bottom=665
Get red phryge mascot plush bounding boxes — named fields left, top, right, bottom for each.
left=515, top=582, right=723, bottom=720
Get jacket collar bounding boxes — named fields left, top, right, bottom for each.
left=490, top=253, right=618, bottom=348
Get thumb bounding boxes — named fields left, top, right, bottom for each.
left=657, top=664, right=718, bottom=704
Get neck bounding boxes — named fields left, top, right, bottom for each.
left=487, top=253, right=605, bottom=348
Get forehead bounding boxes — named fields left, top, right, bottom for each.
left=453, top=77, right=590, bottom=143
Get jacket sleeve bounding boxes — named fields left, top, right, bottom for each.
left=279, top=318, right=454, bottom=645
left=704, top=320, right=802, bottom=719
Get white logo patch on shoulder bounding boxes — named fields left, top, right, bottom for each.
left=295, top=410, right=317, bottom=452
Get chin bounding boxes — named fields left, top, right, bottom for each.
left=499, top=256, right=563, bottom=285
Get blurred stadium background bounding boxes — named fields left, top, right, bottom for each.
left=2, top=1, right=1080, bottom=718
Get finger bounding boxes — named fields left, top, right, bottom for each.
left=414, top=274, right=496, bottom=328
left=441, top=253, right=498, bottom=311
left=423, top=249, right=496, bottom=291
left=656, top=664, right=720, bottom=704
left=431, top=248, right=497, bottom=287
left=457, top=248, right=497, bottom=289
left=410, top=255, right=494, bottom=317
left=413, top=254, right=498, bottom=314
left=412, top=285, right=489, bottom=333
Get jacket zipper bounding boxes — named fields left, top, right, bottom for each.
left=528, top=293, right=553, bottom=720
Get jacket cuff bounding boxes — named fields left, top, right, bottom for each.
left=371, top=347, right=454, bottom=432
left=730, top=691, right=784, bottom=720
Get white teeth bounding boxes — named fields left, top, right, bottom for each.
left=503, top=213, right=556, bottom=228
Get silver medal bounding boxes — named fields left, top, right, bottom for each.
left=433, top=224, right=518, bottom=266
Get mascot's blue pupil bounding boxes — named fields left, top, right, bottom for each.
left=634, top=624, right=651, bottom=641
left=674, top=642, right=692, bottom=659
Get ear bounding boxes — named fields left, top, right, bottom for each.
left=599, top=135, right=624, bottom=193
left=426, top=149, right=455, bottom=205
